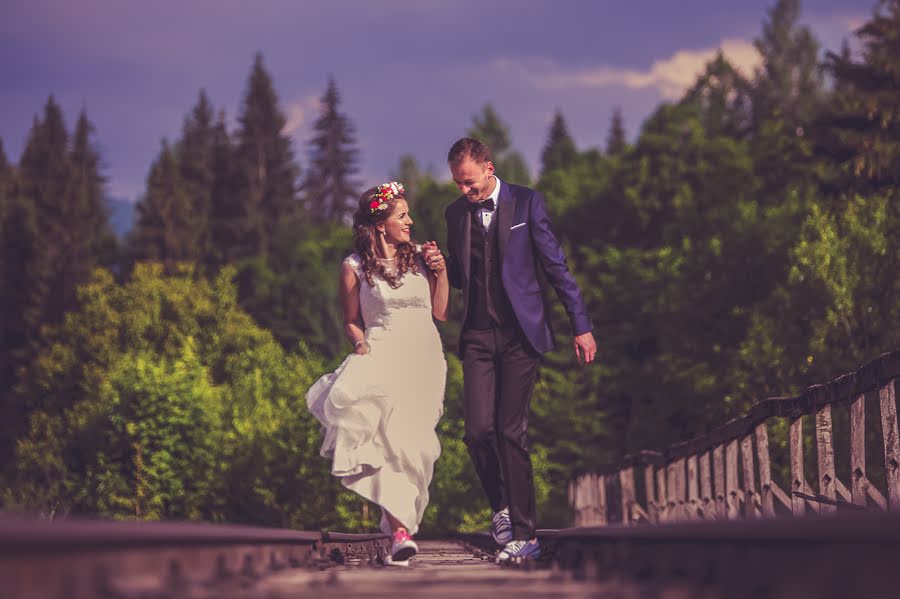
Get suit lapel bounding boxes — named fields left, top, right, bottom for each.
left=458, top=201, right=471, bottom=288
left=497, top=181, right=514, bottom=263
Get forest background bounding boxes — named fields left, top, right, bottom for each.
left=0, top=0, right=897, bottom=532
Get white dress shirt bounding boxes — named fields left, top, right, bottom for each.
left=476, top=175, right=502, bottom=230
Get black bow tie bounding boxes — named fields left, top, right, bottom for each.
left=468, top=198, right=495, bottom=213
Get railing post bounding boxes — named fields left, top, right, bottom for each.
left=596, top=473, right=608, bottom=525
left=880, top=379, right=900, bottom=509
left=815, top=404, right=838, bottom=514
left=644, top=463, right=658, bottom=523
left=848, top=392, right=889, bottom=510
left=699, top=450, right=713, bottom=518
left=656, top=465, right=668, bottom=522
left=740, top=434, right=759, bottom=518
left=674, top=458, right=687, bottom=520
left=713, top=444, right=726, bottom=518
left=755, top=423, right=775, bottom=517
left=790, top=416, right=807, bottom=516
left=619, top=467, right=635, bottom=526
left=687, top=454, right=699, bottom=520
left=726, top=439, right=740, bottom=519
left=666, top=461, right=678, bottom=521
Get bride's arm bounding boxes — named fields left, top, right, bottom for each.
left=423, top=246, right=449, bottom=322
left=340, top=261, right=368, bottom=354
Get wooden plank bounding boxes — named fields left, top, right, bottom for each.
left=619, top=468, right=635, bottom=526
left=597, top=474, right=608, bottom=525
left=755, top=423, right=776, bottom=517
left=741, top=434, right=759, bottom=518
left=674, top=458, right=687, bottom=521
left=770, top=481, right=792, bottom=510
left=666, top=462, right=678, bottom=521
left=790, top=416, right=806, bottom=516
left=815, top=404, right=838, bottom=514
left=699, top=451, right=713, bottom=519
left=713, top=444, right=726, bottom=519
left=726, top=439, right=740, bottom=519
left=644, top=465, right=658, bottom=523
left=568, top=477, right=576, bottom=525
left=850, top=393, right=868, bottom=507
left=656, top=466, right=668, bottom=522
left=868, top=484, right=889, bottom=510
left=880, top=379, right=900, bottom=509
left=687, top=454, right=699, bottom=520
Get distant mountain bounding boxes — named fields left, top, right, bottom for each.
left=106, top=196, right=135, bottom=238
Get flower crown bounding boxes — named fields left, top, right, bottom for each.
left=368, top=181, right=405, bottom=214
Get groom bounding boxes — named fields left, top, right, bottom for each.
left=438, top=137, right=596, bottom=562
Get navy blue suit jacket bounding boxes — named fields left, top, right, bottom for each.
left=444, top=179, right=592, bottom=354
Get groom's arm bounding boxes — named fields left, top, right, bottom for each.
left=528, top=191, right=592, bottom=336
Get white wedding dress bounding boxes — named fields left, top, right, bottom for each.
left=306, top=254, right=446, bottom=535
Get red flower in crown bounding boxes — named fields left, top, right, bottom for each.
left=369, top=181, right=404, bottom=214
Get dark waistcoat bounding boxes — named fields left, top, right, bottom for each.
left=465, top=212, right=514, bottom=330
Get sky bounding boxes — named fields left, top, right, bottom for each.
left=0, top=0, right=877, bottom=204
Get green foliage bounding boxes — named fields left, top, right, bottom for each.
left=7, top=264, right=339, bottom=527
left=234, top=220, right=352, bottom=360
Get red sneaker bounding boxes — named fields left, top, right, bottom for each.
left=391, top=528, right=418, bottom=562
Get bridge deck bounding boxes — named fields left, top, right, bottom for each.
left=256, top=540, right=608, bottom=598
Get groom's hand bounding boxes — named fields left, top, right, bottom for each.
left=573, top=332, right=597, bottom=365
left=422, top=241, right=446, bottom=273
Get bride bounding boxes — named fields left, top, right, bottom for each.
left=306, top=181, right=449, bottom=565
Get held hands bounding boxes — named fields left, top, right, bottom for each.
left=573, top=332, right=597, bottom=366
left=422, top=241, right=446, bottom=274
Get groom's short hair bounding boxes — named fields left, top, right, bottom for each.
left=448, top=137, right=492, bottom=167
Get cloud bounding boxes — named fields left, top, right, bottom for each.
left=496, top=38, right=762, bottom=101
left=283, top=95, right=320, bottom=138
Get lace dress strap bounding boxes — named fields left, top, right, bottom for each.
left=343, top=253, right=363, bottom=280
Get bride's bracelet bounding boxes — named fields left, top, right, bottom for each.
left=354, top=340, right=368, bottom=350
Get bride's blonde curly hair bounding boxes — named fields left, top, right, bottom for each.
left=352, top=184, right=420, bottom=288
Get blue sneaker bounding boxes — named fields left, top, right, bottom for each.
left=496, top=539, right=540, bottom=563
left=491, top=507, right=513, bottom=545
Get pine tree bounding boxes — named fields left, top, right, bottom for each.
left=207, top=110, right=239, bottom=270
left=16, top=97, right=77, bottom=334
left=540, top=110, right=577, bottom=174
left=1, top=100, right=112, bottom=468
left=232, top=54, right=299, bottom=258
left=752, top=0, right=824, bottom=127
left=70, top=110, right=117, bottom=271
left=391, top=154, right=423, bottom=202
left=467, top=104, right=531, bottom=184
left=684, top=53, right=753, bottom=138
left=823, top=0, right=900, bottom=190
left=177, top=90, right=218, bottom=269
left=751, top=0, right=824, bottom=196
left=605, top=108, right=627, bottom=156
left=0, top=139, right=11, bottom=228
left=0, top=193, right=40, bottom=472
left=130, top=141, right=197, bottom=272
left=0, top=138, right=9, bottom=203
left=303, top=78, right=360, bottom=224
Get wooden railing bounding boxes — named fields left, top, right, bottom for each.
left=569, top=351, right=900, bottom=526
